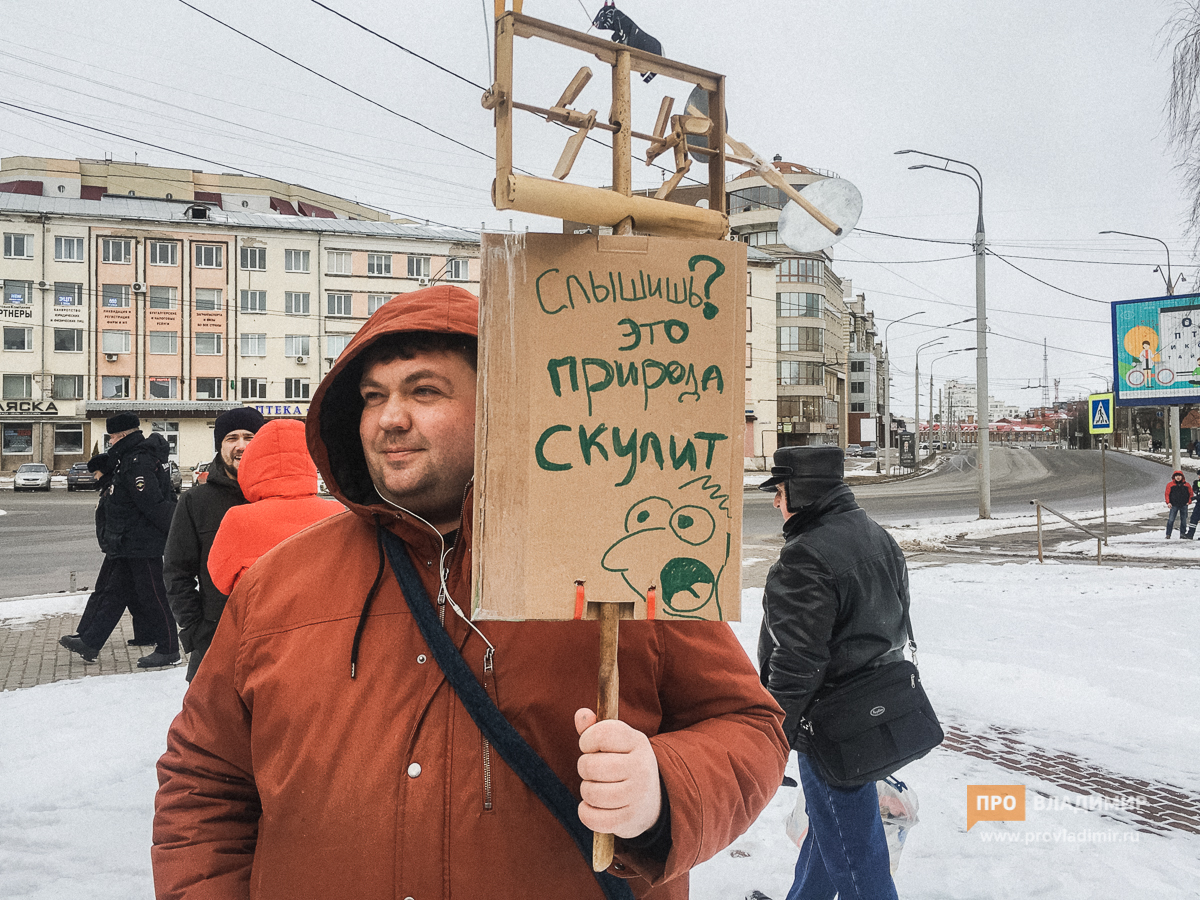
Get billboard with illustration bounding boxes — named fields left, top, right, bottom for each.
left=1111, top=292, right=1200, bottom=406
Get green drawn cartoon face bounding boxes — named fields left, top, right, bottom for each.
left=600, top=476, right=731, bottom=619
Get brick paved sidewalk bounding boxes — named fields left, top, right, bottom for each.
left=942, top=723, right=1200, bottom=836
left=0, top=609, right=187, bottom=691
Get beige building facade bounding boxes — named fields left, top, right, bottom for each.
left=0, top=157, right=480, bottom=471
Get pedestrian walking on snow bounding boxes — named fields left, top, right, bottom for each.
left=1165, top=470, right=1193, bottom=539
left=163, top=406, right=264, bottom=680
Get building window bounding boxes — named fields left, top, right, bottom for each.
left=851, top=380, right=866, bottom=394
left=240, top=378, right=267, bottom=399
left=240, top=246, right=267, bottom=271
left=195, top=377, right=223, bottom=399
left=53, top=424, right=85, bottom=454
left=851, top=402, right=866, bottom=413
left=367, top=294, right=390, bottom=315
left=52, top=374, right=84, bottom=400
left=102, top=330, right=131, bottom=354
left=195, top=288, right=222, bottom=311
left=240, top=290, right=267, bottom=313
left=4, top=233, right=33, bottom=258
left=149, top=286, right=178, bottom=310
left=327, top=250, right=351, bottom=275
left=3, top=327, right=32, bottom=351
left=777, top=292, right=822, bottom=317
left=55, top=283, right=82, bottom=306
left=102, top=238, right=132, bottom=263
left=149, top=331, right=178, bottom=355
left=55, top=236, right=85, bottom=262
left=3, top=280, right=30, bottom=304
left=195, top=244, right=224, bottom=268
left=327, top=292, right=352, bottom=317
left=102, top=284, right=130, bottom=308
left=850, top=360, right=866, bottom=373
left=285, top=291, right=310, bottom=315
left=776, top=258, right=824, bottom=284
left=149, top=242, right=178, bottom=266
left=407, top=256, right=431, bottom=279
left=325, top=333, right=351, bottom=359
left=778, top=361, right=823, bottom=386
left=149, top=377, right=178, bottom=399
left=53, top=328, right=83, bottom=352
left=285, top=249, right=310, bottom=273
left=446, top=257, right=470, bottom=281
left=367, top=253, right=392, bottom=276
left=285, top=378, right=310, bottom=400
left=101, top=375, right=130, bottom=399
left=284, top=335, right=311, bottom=357
left=746, top=343, right=753, bottom=368
left=2, top=374, right=32, bottom=399
left=239, top=333, right=267, bottom=357
left=777, top=326, right=823, bottom=353
left=195, top=332, right=223, bottom=355
left=2, top=423, right=33, bottom=453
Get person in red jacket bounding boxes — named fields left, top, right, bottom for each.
left=206, top=418, right=340, bottom=595
left=1165, top=470, right=1193, bottom=539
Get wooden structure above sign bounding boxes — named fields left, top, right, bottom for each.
left=473, top=232, right=746, bottom=623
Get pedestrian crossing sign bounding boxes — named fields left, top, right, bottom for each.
left=1089, top=393, right=1114, bottom=434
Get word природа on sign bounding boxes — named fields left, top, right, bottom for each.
left=533, top=254, right=729, bottom=487
left=966, top=785, right=1027, bottom=830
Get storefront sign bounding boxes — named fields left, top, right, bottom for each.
left=0, top=307, right=33, bottom=319
left=251, top=404, right=307, bottom=417
left=1, top=400, right=59, bottom=416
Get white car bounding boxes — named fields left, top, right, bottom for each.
left=14, top=462, right=51, bottom=492
left=846, top=444, right=862, bottom=457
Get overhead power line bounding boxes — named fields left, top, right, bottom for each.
left=986, top=250, right=1106, bottom=305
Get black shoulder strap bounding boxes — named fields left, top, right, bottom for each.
left=381, top=530, right=634, bottom=900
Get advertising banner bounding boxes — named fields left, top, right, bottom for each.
left=473, top=232, right=746, bottom=622
left=1111, top=293, right=1200, bottom=406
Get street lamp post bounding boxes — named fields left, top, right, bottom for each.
left=899, top=150, right=991, bottom=517
left=1100, top=230, right=1186, bottom=469
left=930, top=349, right=974, bottom=451
left=883, top=311, right=924, bottom=473
left=915, top=338, right=946, bottom=455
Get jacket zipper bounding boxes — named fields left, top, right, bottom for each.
left=482, top=645, right=495, bottom=810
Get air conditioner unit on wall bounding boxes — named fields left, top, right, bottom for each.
left=296, top=355, right=308, bottom=365
left=104, top=354, right=118, bottom=362
left=418, top=277, right=430, bottom=287
left=132, top=282, right=146, bottom=293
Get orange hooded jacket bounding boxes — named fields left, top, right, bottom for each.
left=206, top=418, right=340, bottom=595
left=152, top=285, right=788, bottom=900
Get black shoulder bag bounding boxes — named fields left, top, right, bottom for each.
left=381, top=530, right=635, bottom=900
left=799, top=607, right=944, bottom=789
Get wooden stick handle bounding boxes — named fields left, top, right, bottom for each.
left=592, top=604, right=621, bottom=872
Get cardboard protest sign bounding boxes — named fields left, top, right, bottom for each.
left=473, top=232, right=745, bottom=622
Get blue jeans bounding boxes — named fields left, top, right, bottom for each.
left=786, top=755, right=898, bottom=900
left=1168, top=505, right=1188, bottom=537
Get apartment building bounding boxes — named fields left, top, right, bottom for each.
left=846, top=291, right=884, bottom=447
left=0, top=157, right=480, bottom=471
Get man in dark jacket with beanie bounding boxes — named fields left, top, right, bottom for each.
left=757, top=446, right=907, bottom=900
left=164, top=406, right=265, bottom=680
left=61, top=413, right=180, bottom=667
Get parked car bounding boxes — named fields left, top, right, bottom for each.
left=861, top=446, right=878, bottom=458
left=932, top=441, right=942, bottom=450
left=14, top=462, right=51, bottom=492
left=193, top=462, right=210, bottom=485
left=846, top=443, right=862, bottom=457
left=166, top=461, right=182, bottom=494
left=66, top=461, right=100, bottom=491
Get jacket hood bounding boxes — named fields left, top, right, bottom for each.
left=306, top=285, right=479, bottom=517
left=1174, top=470, right=1186, bottom=478
left=143, top=431, right=172, bottom=463
left=238, top=419, right=319, bottom=503
left=111, top=429, right=170, bottom=463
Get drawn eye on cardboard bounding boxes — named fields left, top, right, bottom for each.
left=600, top=476, right=730, bottom=619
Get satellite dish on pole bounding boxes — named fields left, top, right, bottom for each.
left=777, top=177, right=863, bottom=253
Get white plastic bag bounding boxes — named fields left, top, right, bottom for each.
left=783, top=776, right=920, bottom=875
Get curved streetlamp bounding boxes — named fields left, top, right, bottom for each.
left=915, top=337, right=946, bottom=450
left=882, top=312, right=924, bottom=472
left=898, top=149, right=991, bottom=517
left=929, top=349, right=974, bottom=450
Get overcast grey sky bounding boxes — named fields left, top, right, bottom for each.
left=1, top=0, right=1191, bottom=410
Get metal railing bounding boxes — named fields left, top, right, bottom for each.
left=1030, top=499, right=1104, bottom=565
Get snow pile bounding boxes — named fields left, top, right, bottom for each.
left=2, top=563, right=1198, bottom=898
left=0, top=591, right=88, bottom=626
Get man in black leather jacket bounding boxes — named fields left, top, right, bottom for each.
left=757, top=446, right=906, bottom=900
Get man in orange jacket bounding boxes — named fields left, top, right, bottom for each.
left=153, top=286, right=788, bottom=900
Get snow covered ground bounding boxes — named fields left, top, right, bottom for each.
left=2, top=563, right=1199, bottom=898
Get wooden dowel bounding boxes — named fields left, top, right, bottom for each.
left=592, top=603, right=621, bottom=872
